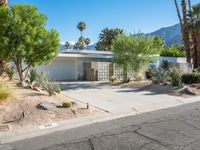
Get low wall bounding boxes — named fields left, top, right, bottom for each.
left=158, top=56, right=193, bottom=73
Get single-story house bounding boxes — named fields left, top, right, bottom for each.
left=37, top=50, right=112, bottom=81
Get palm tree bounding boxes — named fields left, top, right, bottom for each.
left=189, top=3, right=200, bottom=68
left=77, top=22, right=86, bottom=37
left=65, top=41, right=71, bottom=49
left=174, top=0, right=192, bottom=63
left=74, top=42, right=83, bottom=50
left=84, top=38, right=91, bottom=49
left=96, top=28, right=124, bottom=51
left=181, top=0, right=192, bottom=63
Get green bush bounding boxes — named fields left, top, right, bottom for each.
left=154, top=68, right=171, bottom=84
left=45, top=83, right=61, bottom=96
left=63, top=102, right=72, bottom=108
left=170, top=69, right=182, bottom=86
left=0, top=83, right=10, bottom=101
left=45, top=83, right=55, bottom=96
left=162, top=60, right=170, bottom=70
left=53, top=84, right=61, bottom=94
left=6, top=66, right=15, bottom=81
left=110, top=76, right=117, bottom=83
left=160, top=47, right=186, bottom=57
left=182, top=73, right=200, bottom=84
left=36, top=72, right=48, bottom=88
left=29, top=69, right=38, bottom=84
left=145, top=69, right=154, bottom=79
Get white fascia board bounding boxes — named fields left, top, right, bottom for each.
left=58, top=53, right=112, bottom=59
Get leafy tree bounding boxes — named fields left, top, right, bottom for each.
left=112, top=35, right=163, bottom=80
left=96, top=28, right=124, bottom=51
left=0, top=4, right=60, bottom=85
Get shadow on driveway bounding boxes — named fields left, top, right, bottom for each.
left=58, top=81, right=111, bottom=91
left=117, top=84, right=180, bottom=96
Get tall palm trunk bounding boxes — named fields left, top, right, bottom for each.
left=174, top=0, right=183, bottom=30
left=182, top=0, right=192, bottom=63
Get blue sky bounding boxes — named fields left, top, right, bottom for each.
left=9, top=0, right=199, bottom=43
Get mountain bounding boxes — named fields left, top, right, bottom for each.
left=60, top=24, right=182, bottom=51
left=147, top=23, right=182, bottom=47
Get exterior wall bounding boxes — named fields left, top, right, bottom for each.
left=36, top=57, right=76, bottom=81
left=36, top=57, right=111, bottom=81
left=77, top=58, right=111, bottom=79
left=158, top=56, right=187, bottom=67
left=157, top=56, right=193, bottom=73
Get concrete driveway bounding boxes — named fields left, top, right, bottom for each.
left=61, top=81, right=200, bottom=115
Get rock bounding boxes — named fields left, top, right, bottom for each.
left=180, top=87, right=197, bottom=95
left=34, top=87, right=43, bottom=94
left=0, top=124, right=9, bottom=132
left=37, top=102, right=59, bottom=110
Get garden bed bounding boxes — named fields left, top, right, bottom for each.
left=0, top=78, right=103, bottom=131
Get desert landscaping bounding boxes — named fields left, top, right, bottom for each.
left=0, top=77, right=102, bottom=131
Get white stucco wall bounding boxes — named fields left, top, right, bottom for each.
left=158, top=56, right=187, bottom=68
left=36, top=56, right=111, bottom=81
left=36, top=57, right=76, bottom=81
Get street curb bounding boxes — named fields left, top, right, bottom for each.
left=0, top=111, right=139, bottom=144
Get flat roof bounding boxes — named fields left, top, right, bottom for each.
left=61, top=50, right=113, bottom=55
left=58, top=50, right=113, bottom=59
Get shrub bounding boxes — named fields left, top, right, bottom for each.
left=36, top=72, right=48, bottom=88
left=45, top=83, right=55, bottom=96
left=63, top=102, right=72, bottom=108
left=45, top=83, right=61, bottom=96
left=154, top=68, right=171, bottom=84
left=160, top=47, right=186, bottom=57
left=29, top=69, right=38, bottom=84
left=6, top=66, right=15, bottom=81
left=135, top=74, right=143, bottom=81
left=170, top=69, right=182, bottom=86
left=53, top=84, right=61, bottom=94
left=110, top=76, right=117, bottom=83
left=182, top=73, right=200, bottom=84
left=0, top=83, right=10, bottom=101
left=145, top=69, right=154, bottom=79
left=162, top=60, right=170, bottom=70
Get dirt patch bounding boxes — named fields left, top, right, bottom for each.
left=0, top=79, right=103, bottom=131
left=114, top=80, right=200, bottom=97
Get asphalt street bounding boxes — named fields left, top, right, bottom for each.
left=2, top=101, right=200, bottom=150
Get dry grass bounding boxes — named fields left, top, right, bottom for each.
left=0, top=83, right=11, bottom=101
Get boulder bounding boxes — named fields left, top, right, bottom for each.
left=180, top=87, right=197, bottom=95
left=37, top=102, right=59, bottom=110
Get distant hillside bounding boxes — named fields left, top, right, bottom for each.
left=60, top=24, right=183, bottom=51
left=147, top=24, right=182, bottom=47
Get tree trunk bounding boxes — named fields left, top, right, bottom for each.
left=174, top=0, right=183, bottom=30
left=15, top=63, right=24, bottom=84
left=181, top=0, right=192, bottom=63
left=196, top=33, right=200, bottom=68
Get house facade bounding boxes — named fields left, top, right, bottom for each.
left=36, top=50, right=112, bottom=81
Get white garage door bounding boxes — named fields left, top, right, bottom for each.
left=37, top=59, right=75, bottom=81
